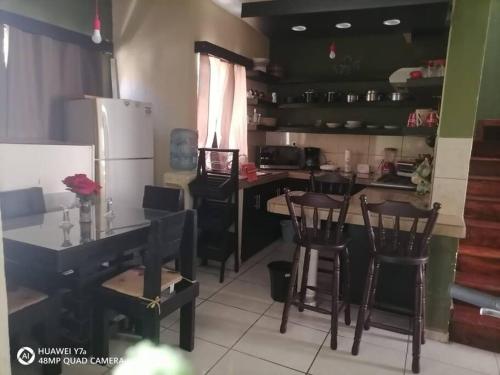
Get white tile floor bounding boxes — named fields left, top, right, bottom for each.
left=62, top=241, right=500, bottom=375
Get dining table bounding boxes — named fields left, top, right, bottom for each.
left=2, top=204, right=172, bottom=276
left=2, top=203, right=198, bottom=350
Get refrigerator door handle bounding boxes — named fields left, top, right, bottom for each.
left=98, top=103, right=110, bottom=161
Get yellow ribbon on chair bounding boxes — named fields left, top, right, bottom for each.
left=139, top=296, right=161, bottom=315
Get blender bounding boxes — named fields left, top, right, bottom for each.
left=381, top=147, right=397, bottom=175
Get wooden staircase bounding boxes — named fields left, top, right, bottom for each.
left=450, top=120, right=500, bottom=353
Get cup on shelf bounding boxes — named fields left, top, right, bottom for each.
left=425, top=111, right=439, bottom=127
left=407, top=112, right=417, bottom=128
left=415, top=108, right=433, bottom=127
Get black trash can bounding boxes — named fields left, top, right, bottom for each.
left=267, top=261, right=292, bottom=302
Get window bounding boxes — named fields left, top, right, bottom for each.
left=196, top=53, right=248, bottom=157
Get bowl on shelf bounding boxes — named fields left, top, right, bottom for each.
left=326, top=122, right=343, bottom=129
left=252, top=58, right=270, bottom=73
left=260, top=117, right=277, bottom=127
left=366, top=124, right=381, bottom=129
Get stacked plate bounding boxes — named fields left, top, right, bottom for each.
left=345, top=121, right=362, bottom=129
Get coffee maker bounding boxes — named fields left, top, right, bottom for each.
left=304, top=147, right=321, bottom=170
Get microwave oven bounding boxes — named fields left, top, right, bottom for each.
left=256, top=145, right=302, bottom=170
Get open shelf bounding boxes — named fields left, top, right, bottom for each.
left=247, top=98, right=277, bottom=108
left=249, top=125, right=437, bottom=137
left=403, top=77, right=444, bottom=97
left=277, top=100, right=433, bottom=109
left=246, top=70, right=280, bottom=83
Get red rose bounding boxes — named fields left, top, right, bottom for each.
left=62, top=174, right=101, bottom=196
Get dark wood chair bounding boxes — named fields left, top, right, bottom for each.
left=0, top=187, right=46, bottom=220
left=8, top=287, right=61, bottom=375
left=92, top=209, right=199, bottom=354
left=309, top=171, right=356, bottom=196
left=281, top=188, right=351, bottom=350
left=143, top=185, right=184, bottom=212
left=2, top=187, right=60, bottom=373
left=352, top=195, right=441, bottom=374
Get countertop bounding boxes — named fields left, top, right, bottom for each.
left=267, top=187, right=466, bottom=239
left=239, top=169, right=375, bottom=189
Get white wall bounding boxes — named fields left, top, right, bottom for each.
left=0, top=143, right=94, bottom=211
left=113, top=0, right=269, bottom=182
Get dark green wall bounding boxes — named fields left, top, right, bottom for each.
left=269, top=32, right=447, bottom=127
left=0, top=0, right=112, bottom=40
left=477, top=0, right=500, bottom=121
left=270, top=33, right=448, bottom=82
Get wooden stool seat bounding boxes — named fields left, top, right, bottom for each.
left=294, top=228, right=349, bottom=251
left=102, top=267, right=182, bottom=298
left=8, top=286, right=48, bottom=315
left=375, top=252, right=428, bottom=266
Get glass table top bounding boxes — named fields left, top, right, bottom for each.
left=2, top=205, right=173, bottom=251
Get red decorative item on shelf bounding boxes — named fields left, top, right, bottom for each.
left=425, top=111, right=440, bottom=128
left=409, top=70, right=423, bottom=80
left=407, top=112, right=417, bottom=128
left=241, top=163, right=258, bottom=182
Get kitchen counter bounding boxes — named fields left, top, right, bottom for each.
left=267, top=187, right=466, bottom=238
left=239, top=169, right=375, bottom=189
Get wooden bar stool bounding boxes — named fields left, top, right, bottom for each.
left=352, top=195, right=441, bottom=374
left=280, top=189, right=351, bottom=350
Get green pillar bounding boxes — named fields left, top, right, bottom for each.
left=428, top=0, right=493, bottom=336
left=439, top=0, right=491, bottom=138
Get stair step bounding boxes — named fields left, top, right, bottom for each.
left=459, top=244, right=500, bottom=260
left=455, top=271, right=500, bottom=295
left=464, top=219, right=500, bottom=247
left=465, top=196, right=500, bottom=221
left=471, top=156, right=500, bottom=161
left=458, top=244, right=500, bottom=278
left=472, top=140, right=500, bottom=158
left=450, top=302, right=500, bottom=353
left=457, top=253, right=500, bottom=276
left=470, top=158, right=500, bottom=177
left=467, top=176, right=500, bottom=199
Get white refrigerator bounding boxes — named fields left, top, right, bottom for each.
left=64, top=97, right=154, bottom=207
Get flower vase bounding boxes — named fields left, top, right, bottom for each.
left=79, top=198, right=92, bottom=223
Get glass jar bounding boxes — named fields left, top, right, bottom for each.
left=79, top=198, right=92, bottom=223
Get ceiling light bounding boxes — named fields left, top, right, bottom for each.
left=335, top=22, right=352, bottom=29
left=291, top=25, right=307, bottom=32
left=383, top=19, right=401, bottom=26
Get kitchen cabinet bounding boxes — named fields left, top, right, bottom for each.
left=242, top=180, right=284, bottom=261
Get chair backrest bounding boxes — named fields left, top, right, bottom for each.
left=284, top=189, right=350, bottom=245
left=142, top=185, right=184, bottom=212
left=359, top=194, right=441, bottom=259
left=310, top=171, right=356, bottom=196
left=0, top=187, right=46, bottom=220
left=143, top=210, right=188, bottom=299
left=190, top=148, right=239, bottom=202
